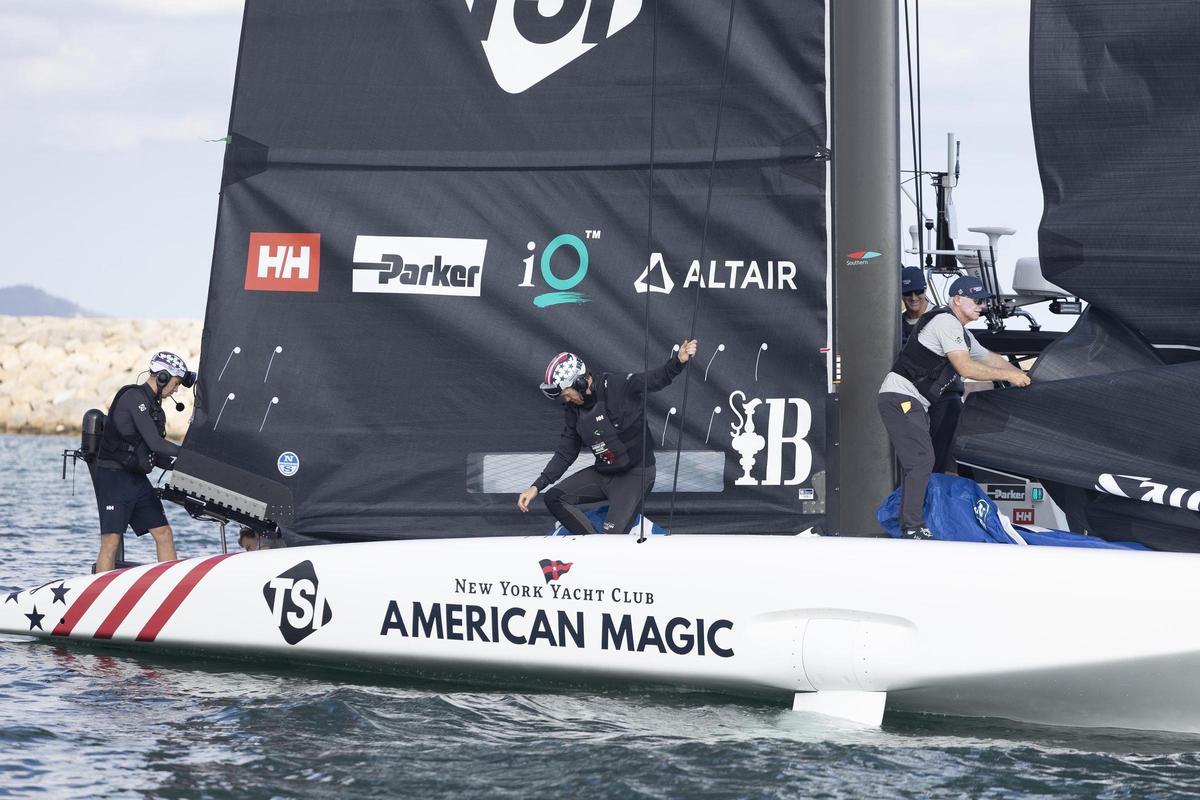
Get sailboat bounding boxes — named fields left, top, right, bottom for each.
left=6, top=0, right=1200, bottom=733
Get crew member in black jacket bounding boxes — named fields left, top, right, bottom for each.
left=90, top=351, right=193, bottom=572
left=518, top=340, right=698, bottom=535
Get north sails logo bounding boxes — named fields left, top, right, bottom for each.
left=1096, top=473, right=1200, bottom=511
left=352, top=236, right=487, bottom=297
left=263, top=561, right=332, bottom=645
left=468, top=0, right=643, bottom=94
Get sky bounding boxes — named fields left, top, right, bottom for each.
left=0, top=0, right=1060, bottom=327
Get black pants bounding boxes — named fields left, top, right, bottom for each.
left=543, top=465, right=656, bottom=536
left=928, top=391, right=963, bottom=474
left=878, top=393, right=933, bottom=531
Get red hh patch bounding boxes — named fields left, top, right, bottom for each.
left=245, top=233, right=321, bottom=292
left=1012, top=508, right=1035, bottom=525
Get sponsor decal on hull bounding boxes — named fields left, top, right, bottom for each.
left=263, top=561, right=333, bottom=645
left=380, top=566, right=734, bottom=658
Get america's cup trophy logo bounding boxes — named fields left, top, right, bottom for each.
left=728, top=391, right=766, bottom=486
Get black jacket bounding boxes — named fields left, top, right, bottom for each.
left=533, top=355, right=685, bottom=490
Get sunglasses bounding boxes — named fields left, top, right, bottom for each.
left=902, top=291, right=924, bottom=298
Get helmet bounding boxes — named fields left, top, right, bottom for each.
left=539, top=352, right=587, bottom=399
left=149, top=351, right=196, bottom=388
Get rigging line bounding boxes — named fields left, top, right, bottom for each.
left=636, top=0, right=660, bottom=545
left=916, top=0, right=925, bottom=266
left=903, top=0, right=924, bottom=271
left=665, top=0, right=739, bottom=535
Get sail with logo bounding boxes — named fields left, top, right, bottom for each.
left=182, top=0, right=830, bottom=543
left=956, top=0, right=1200, bottom=550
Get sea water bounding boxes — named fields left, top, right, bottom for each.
left=2, top=433, right=1199, bottom=799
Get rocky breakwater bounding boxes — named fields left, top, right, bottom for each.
left=0, top=316, right=202, bottom=438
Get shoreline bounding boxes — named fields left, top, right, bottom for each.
left=0, top=315, right=201, bottom=437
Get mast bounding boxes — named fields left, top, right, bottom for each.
left=828, top=0, right=901, bottom=535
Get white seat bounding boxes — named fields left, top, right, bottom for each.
left=1012, top=257, right=1070, bottom=299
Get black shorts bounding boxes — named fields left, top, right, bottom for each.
left=89, top=465, right=168, bottom=535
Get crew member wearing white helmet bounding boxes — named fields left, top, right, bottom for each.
left=518, top=340, right=698, bottom=536
left=90, top=351, right=195, bottom=572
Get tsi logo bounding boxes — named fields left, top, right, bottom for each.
left=352, top=236, right=487, bottom=297
left=727, top=390, right=812, bottom=486
left=245, top=233, right=321, bottom=292
left=468, top=0, right=643, bottom=94
left=263, top=560, right=333, bottom=645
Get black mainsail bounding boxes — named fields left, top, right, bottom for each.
left=958, top=0, right=1200, bottom=549
left=185, top=0, right=830, bottom=542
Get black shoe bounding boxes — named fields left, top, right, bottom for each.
left=901, top=527, right=933, bottom=540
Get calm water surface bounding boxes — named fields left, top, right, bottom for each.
left=2, top=433, right=1199, bottom=799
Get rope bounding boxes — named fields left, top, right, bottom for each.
left=636, top=0, right=660, bottom=544
left=904, top=0, right=924, bottom=270
left=663, top=0, right=739, bottom=535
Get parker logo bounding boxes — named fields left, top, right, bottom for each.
left=727, top=391, right=812, bottom=486
left=352, top=236, right=487, bottom=297
left=468, top=0, right=642, bottom=94
left=245, top=233, right=321, bottom=292
left=845, top=250, right=882, bottom=267
left=539, top=559, right=573, bottom=583
left=634, top=252, right=798, bottom=294
left=986, top=484, right=1026, bottom=502
left=263, top=561, right=332, bottom=645
left=1096, top=473, right=1200, bottom=511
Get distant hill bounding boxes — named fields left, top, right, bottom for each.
left=0, top=285, right=99, bottom=317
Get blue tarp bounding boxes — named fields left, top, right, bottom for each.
left=876, top=474, right=1147, bottom=550
left=546, top=505, right=667, bottom=537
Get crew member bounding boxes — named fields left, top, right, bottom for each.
left=900, top=266, right=930, bottom=344
left=878, top=277, right=1030, bottom=539
left=900, top=266, right=965, bottom=473
left=90, top=351, right=193, bottom=572
left=517, top=340, right=698, bottom=536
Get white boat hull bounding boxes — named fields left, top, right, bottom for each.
left=4, top=535, right=1199, bottom=733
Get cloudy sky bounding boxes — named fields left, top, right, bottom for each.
left=0, top=1, right=1055, bottom=325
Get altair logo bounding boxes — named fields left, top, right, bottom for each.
left=845, top=250, right=882, bottom=267
left=467, top=0, right=642, bottom=94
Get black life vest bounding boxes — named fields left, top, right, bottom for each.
left=891, top=308, right=972, bottom=404
left=573, top=373, right=646, bottom=473
left=97, top=384, right=165, bottom=473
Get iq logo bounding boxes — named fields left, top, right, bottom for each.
left=519, top=232, right=593, bottom=307
left=468, top=0, right=643, bottom=94
left=277, top=451, right=300, bottom=477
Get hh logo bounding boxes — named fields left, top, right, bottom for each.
left=727, top=391, right=812, bottom=486
left=467, top=0, right=642, bottom=94
left=352, top=236, right=487, bottom=297
left=263, top=560, right=332, bottom=645
left=245, top=233, right=321, bottom=292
